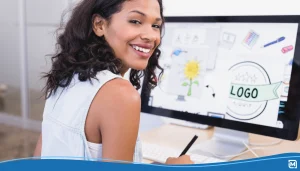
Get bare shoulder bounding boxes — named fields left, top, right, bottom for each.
left=88, top=78, right=141, bottom=161
left=98, top=78, right=141, bottom=106
left=85, top=77, right=141, bottom=145
left=90, top=78, right=141, bottom=124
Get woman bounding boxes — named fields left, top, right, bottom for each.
left=34, top=0, right=193, bottom=164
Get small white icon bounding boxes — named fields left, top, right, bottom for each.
left=276, top=121, right=284, bottom=129
left=288, top=160, right=297, bottom=169
left=219, top=32, right=236, bottom=50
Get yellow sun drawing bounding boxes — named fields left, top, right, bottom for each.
left=182, top=60, right=201, bottom=96
left=184, top=60, right=200, bottom=79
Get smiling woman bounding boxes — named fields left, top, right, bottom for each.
left=92, top=2, right=163, bottom=71
left=33, top=0, right=193, bottom=165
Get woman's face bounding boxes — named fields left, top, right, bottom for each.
left=94, top=0, right=162, bottom=73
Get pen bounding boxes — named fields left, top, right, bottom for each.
left=261, top=36, right=285, bottom=48
left=179, top=135, right=198, bottom=156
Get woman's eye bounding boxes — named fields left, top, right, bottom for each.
left=153, top=24, right=161, bottom=29
left=129, top=20, right=142, bottom=25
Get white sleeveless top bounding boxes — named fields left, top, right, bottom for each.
left=41, top=70, right=143, bottom=162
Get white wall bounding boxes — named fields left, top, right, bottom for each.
left=0, top=0, right=74, bottom=90
left=163, top=0, right=300, bottom=16
left=26, top=0, right=73, bottom=90
left=0, top=0, right=20, bottom=87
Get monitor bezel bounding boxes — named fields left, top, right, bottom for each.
left=140, top=15, right=300, bottom=141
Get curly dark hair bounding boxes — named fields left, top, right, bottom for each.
left=43, top=0, right=164, bottom=98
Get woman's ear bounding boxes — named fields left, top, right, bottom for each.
left=92, top=14, right=106, bottom=37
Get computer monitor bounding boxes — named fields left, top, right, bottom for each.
left=140, top=15, right=300, bottom=159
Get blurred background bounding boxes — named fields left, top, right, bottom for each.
left=0, top=0, right=79, bottom=161
left=1, top=0, right=299, bottom=162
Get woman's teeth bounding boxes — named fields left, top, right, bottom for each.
left=132, top=45, right=150, bottom=53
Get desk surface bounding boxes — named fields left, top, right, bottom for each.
left=140, top=124, right=300, bottom=163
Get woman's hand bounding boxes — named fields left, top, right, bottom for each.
left=165, top=155, right=194, bottom=165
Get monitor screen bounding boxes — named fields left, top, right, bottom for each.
left=141, top=16, right=300, bottom=140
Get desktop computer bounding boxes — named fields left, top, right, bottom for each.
left=141, top=15, right=300, bottom=162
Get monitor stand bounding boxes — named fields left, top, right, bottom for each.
left=189, top=127, right=249, bottom=161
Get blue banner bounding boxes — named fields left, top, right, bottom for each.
left=0, top=153, right=299, bottom=171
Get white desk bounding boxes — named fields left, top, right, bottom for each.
left=140, top=124, right=300, bottom=163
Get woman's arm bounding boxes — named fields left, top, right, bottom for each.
left=33, top=134, right=42, bottom=157
left=90, top=78, right=141, bottom=162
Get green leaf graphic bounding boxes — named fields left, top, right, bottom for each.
left=193, top=80, right=199, bottom=86
left=182, top=82, right=188, bottom=86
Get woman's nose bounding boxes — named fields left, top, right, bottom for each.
left=140, top=27, right=159, bottom=42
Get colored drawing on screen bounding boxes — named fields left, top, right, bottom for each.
left=227, top=61, right=281, bottom=120
left=158, top=48, right=208, bottom=99
left=181, top=60, right=200, bottom=96
left=242, top=30, right=259, bottom=50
